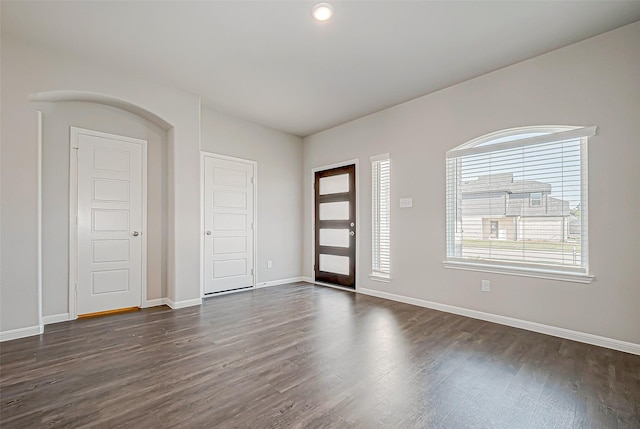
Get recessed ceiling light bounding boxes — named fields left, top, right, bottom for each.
left=312, top=3, right=333, bottom=22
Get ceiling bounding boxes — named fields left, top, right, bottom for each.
left=3, top=1, right=640, bottom=137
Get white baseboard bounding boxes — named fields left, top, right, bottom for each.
left=300, top=277, right=313, bottom=283
left=43, top=313, right=70, bottom=325
left=358, top=287, right=640, bottom=356
left=0, top=325, right=44, bottom=342
left=256, top=277, right=308, bottom=288
left=143, top=298, right=169, bottom=308
left=166, top=298, right=202, bottom=309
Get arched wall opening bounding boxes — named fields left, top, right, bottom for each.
left=31, top=92, right=173, bottom=321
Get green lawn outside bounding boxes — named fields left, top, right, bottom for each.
left=462, top=239, right=581, bottom=252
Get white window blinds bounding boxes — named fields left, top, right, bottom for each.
left=446, top=126, right=596, bottom=278
left=371, top=154, right=391, bottom=279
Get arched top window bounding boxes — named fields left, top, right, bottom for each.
left=444, top=125, right=596, bottom=283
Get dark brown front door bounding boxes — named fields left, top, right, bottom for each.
left=314, top=164, right=356, bottom=288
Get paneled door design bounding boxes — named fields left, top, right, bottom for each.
left=203, top=155, right=255, bottom=294
left=72, top=127, right=146, bottom=316
left=314, top=164, right=356, bottom=288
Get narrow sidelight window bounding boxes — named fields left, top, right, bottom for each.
left=371, top=154, right=391, bottom=281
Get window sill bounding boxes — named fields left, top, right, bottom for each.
left=369, top=273, right=391, bottom=283
left=442, top=260, right=594, bottom=284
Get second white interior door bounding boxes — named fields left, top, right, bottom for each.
left=203, top=155, right=255, bottom=294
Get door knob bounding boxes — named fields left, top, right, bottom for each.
left=206, top=231, right=212, bottom=235
left=132, top=231, right=139, bottom=237
left=350, top=231, right=355, bottom=236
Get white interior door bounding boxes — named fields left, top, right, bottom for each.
left=72, top=127, right=146, bottom=315
left=203, top=155, right=255, bottom=294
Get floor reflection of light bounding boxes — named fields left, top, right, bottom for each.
left=362, top=308, right=413, bottom=411
left=310, top=291, right=425, bottom=417
left=312, top=290, right=357, bottom=391
left=313, top=289, right=355, bottom=341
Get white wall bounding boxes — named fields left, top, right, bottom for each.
left=201, top=108, right=303, bottom=284
left=39, top=101, right=168, bottom=317
left=1, top=35, right=201, bottom=333
left=303, top=22, right=640, bottom=344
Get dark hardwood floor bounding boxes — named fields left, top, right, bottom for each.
left=1, top=283, right=639, bottom=428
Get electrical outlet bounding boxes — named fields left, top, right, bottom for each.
left=481, top=280, right=491, bottom=292
left=267, top=260, right=273, bottom=269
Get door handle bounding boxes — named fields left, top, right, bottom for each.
left=206, top=231, right=212, bottom=235
left=349, top=231, right=355, bottom=236
left=132, top=231, right=139, bottom=237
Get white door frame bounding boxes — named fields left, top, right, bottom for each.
left=68, top=127, right=148, bottom=319
left=200, top=152, right=258, bottom=298
left=311, top=159, right=360, bottom=291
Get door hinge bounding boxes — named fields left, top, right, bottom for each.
left=250, top=177, right=254, bottom=185
left=251, top=268, right=254, bottom=275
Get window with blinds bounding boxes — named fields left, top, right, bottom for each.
left=371, top=154, right=391, bottom=280
left=445, top=126, right=596, bottom=283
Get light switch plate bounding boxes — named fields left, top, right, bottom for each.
left=399, top=198, right=413, bottom=208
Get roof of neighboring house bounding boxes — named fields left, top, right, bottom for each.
left=462, top=173, right=551, bottom=194
left=460, top=173, right=570, bottom=217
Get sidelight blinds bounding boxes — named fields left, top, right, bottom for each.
left=371, top=154, right=391, bottom=280
left=445, top=126, right=596, bottom=281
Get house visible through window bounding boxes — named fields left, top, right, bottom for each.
left=445, top=126, right=596, bottom=282
left=371, top=154, right=390, bottom=281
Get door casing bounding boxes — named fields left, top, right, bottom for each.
left=311, top=159, right=360, bottom=290
left=69, top=127, right=148, bottom=319
left=200, top=152, right=258, bottom=298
